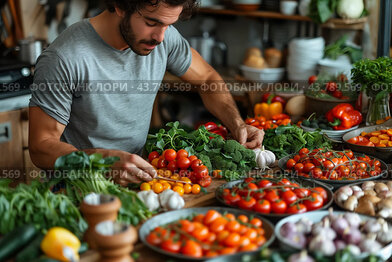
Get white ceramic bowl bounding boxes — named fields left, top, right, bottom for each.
left=275, top=210, right=392, bottom=260
left=240, top=65, right=285, bottom=82
left=301, top=124, right=359, bottom=141
left=280, top=0, right=298, bottom=15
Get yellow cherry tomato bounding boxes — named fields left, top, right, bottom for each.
left=184, top=183, right=192, bottom=194
left=180, top=177, right=191, bottom=182
left=153, top=183, right=163, bottom=194
left=171, top=174, right=180, bottom=180
left=173, top=186, right=184, bottom=196
left=151, top=158, right=159, bottom=167
left=148, top=179, right=157, bottom=185
left=162, top=182, right=171, bottom=190
left=163, top=170, right=172, bottom=177
left=157, top=169, right=165, bottom=177
left=192, top=184, right=201, bottom=194
left=140, top=182, right=151, bottom=191
left=175, top=182, right=184, bottom=188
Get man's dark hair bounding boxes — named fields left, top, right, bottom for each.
left=105, top=0, right=198, bottom=20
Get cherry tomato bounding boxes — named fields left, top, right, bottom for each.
left=188, top=155, right=198, bottom=162
left=303, top=192, right=324, bottom=211
left=157, top=158, right=167, bottom=169
left=244, top=177, right=255, bottom=183
left=286, top=159, right=296, bottom=169
left=164, top=149, right=177, bottom=162
left=250, top=218, right=262, bottom=227
left=312, top=187, right=327, bottom=201
left=193, top=214, right=204, bottom=223
left=179, top=220, right=195, bottom=233
left=148, top=151, right=160, bottom=162
left=253, top=191, right=265, bottom=200
left=265, top=191, right=279, bottom=203
left=303, top=163, right=315, bottom=173
left=271, top=199, right=287, bottom=214
left=310, top=167, right=323, bottom=178
left=287, top=203, right=307, bottom=214
left=166, top=161, right=177, bottom=172
left=293, top=154, right=301, bottom=162
left=181, top=240, right=202, bottom=258
left=238, top=197, right=256, bottom=210
left=224, top=193, right=241, bottom=206
left=299, top=148, right=310, bottom=156
left=247, top=182, right=258, bottom=191
left=225, top=220, right=241, bottom=232
left=191, top=226, right=209, bottom=241
left=257, top=179, right=273, bottom=188
left=161, top=239, right=181, bottom=253
left=338, top=165, right=350, bottom=177
left=281, top=190, right=297, bottom=205
left=237, top=215, right=249, bottom=224
left=176, top=149, right=188, bottom=159
left=253, top=199, right=271, bottom=214
left=345, top=150, right=354, bottom=159
left=203, top=210, right=221, bottom=225
left=224, top=232, right=241, bottom=247
left=294, top=163, right=304, bottom=173
left=177, top=157, right=191, bottom=170
left=326, top=81, right=338, bottom=92
left=308, top=75, right=317, bottom=84
left=323, top=160, right=334, bottom=170
left=209, top=217, right=228, bottom=233
left=198, top=176, right=212, bottom=187
left=191, top=159, right=203, bottom=170
left=293, top=188, right=310, bottom=198
left=146, top=232, right=162, bottom=245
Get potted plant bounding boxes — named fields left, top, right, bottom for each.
left=351, top=56, right=392, bottom=125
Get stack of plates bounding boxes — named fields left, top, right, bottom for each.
left=301, top=124, right=359, bottom=141
left=287, top=37, right=325, bottom=82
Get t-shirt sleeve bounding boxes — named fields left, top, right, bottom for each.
left=29, top=50, right=74, bottom=125
left=165, top=26, right=192, bottom=77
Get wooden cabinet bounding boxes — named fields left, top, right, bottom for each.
left=0, top=107, right=39, bottom=183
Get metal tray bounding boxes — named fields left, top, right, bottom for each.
left=274, top=210, right=392, bottom=261
left=278, top=153, right=389, bottom=189
left=334, top=180, right=392, bottom=221
left=139, top=207, right=275, bottom=261
left=215, top=177, right=334, bottom=221
left=342, top=119, right=392, bottom=163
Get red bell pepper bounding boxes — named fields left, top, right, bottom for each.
left=202, top=122, right=228, bottom=139
left=326, top=103, right=363, bottom=130
left=261, top=93, right=286, bottom=107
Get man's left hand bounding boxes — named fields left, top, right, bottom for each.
left=232, top=124, right=264, bottom=149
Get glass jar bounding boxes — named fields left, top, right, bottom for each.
left=366, top=93, right=391, bottom=125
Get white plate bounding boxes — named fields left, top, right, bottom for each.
left=275, top=210, right=392, bottom=260
left=301, top=124, right=359, bottom=140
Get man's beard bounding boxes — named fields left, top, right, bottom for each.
left=119, top=13, right=161, bottom=56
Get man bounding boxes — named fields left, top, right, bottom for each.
left=29, top=0, right=264, bottom=186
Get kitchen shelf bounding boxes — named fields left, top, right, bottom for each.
left=197, top=8, right=368, bottom=30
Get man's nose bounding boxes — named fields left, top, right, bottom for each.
left=152, top=26, right=166, bottom=43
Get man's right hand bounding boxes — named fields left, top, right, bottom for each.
left=109, top=151, right=157, bottom=186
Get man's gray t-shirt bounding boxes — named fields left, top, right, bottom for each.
left=30, top=19, right=192, bottom=154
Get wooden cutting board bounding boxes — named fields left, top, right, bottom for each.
left=183, top=179, right=226, bottom=208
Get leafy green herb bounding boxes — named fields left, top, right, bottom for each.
left=263, top=124, right=332, bottom=158
left=0, top=179, right=86, bottom=236
left=53, top=151, right=152, bottom=226
left=324, top=35, right=362, bottom=63
left=309, top=0, right=337, bottom=24
left=351, top=57, right=392, bottom=101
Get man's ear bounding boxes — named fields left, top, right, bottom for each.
left=114, top=7, right=125, bottom=17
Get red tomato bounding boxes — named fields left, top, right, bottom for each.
left=293, top=188, right=310, bottom=198
left=303, top=192, right=324, bottom=211
left=198, top=176, right=212, bottom=187
left=281, top=190, right=297, bottom=205
left=190, top=159, right=203, bottom=169
left=323, top=160, right=334, bottom=170
left=271, top=199, right=287, bottom=214
left=188, top=155, right=198, bottom=162
left=224, top=232, right=241, bottom=247
left=286, top=159, right=296, bottom=169
left=312, top=187, right=328, bottom=202
left=163, top=149, right=177, bottom=162
left=161, top=239, right=181, bottom=253
left=247, top=182, right=258, bottom=191
left=193, top=165, right=209, bottom=177
left=303, top=163, right=315, bottom=173
left=192, top=226, right=209, bottom=241
left=310, top=167, right=323, bottom=178
left=181, top=240, right=202, bottom=258
left=204, top=210, right=221, bottom=225
left=253, top=191, right=265, bottom=200
left=332, top=90, right=343, bottom=98
left=265, top=191, right=279, bottom=203
left=253, top=199, right=271, bottom=214
left=294, top=163, right=304, bottom=172
left=157, top=158, right=167, bottom=169
left=326, top=81, right=337, bottom=92
left=177, top=157, right=191, bottom=170
left=148, top=151, right=160, bottom=162
left=166, top=161, right=177, bottom=172
left=257, top=179, right=273, bottom=188
left=308, top=75, right=317, bottom=84
left=299, top=148, right=310, bottom=156
left=176, top=149, right=188, bottom=159
left=146, top=232, right=162, bottom=245
left=238, top=197, right=256, bottom=210
left=244, top=177, right=255, bottom=183
left=287, top=203, right=307, bottom=214
left=250, top=218, right=262, bottom=227
left=224, top=193, right=241, bottom=206
left=179, top=220, right=195, bottom=233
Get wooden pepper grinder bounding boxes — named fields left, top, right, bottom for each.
left=94, top=221, right=138, bottom=262
left=80, top=193, right=121, bottom=249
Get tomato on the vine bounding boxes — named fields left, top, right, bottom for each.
left=164, top=149, right=177, bottom=162
left=148, top=151, right=160, bottom=162
left=303, top=192, right=323, bottom=211
left=287, top=203, right=307, bottom=214
left=299, top=148, right=310, bottom=156
left=238, top=197, right=256, bottom=210
left=161, top=239, right=181, bottom=253
left=181, top=240, right=202, bottom=258
left=281, top=190, right=297, bottom=205
left=257, top=179, right=273, bottom=188
left=286, top=159, right=296, bottom=169
left=253, top=199, right=271, bottom=214
left=293, top=188, right=310, bottom=198
left=312, top=187, right=328, bottom=202
left=176, top=149, right=188, bottom=159
left=190, top=159, right=203, bottom=169
left=271, top=199, right=287, bottom=214
left=177, top=157, right=191, bottom=170
left=265, top=191, right=279, bottom=203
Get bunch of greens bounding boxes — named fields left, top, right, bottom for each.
left=324, top=36, right=362, bottom=63
left=197, top=137, right=257, bottom=181
left=308, top=0, right=337, bottom=23
left=351, top=57, right=392, bottom=101
left=145, top=121, right=257, bottom=181
left=263, top=124, right=332, bottom=158
left=0, top=179, right=86, bottom=236
left=54, top=151, right=152, bottom=225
